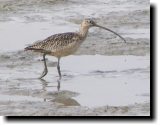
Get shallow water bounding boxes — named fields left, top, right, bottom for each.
left=0, top=0, right=150, bottom=116
left=0, top=0, right=150, bottom=55
left=0, top=55, right=150, bottom=109
left=0, top=21, right=77, bottom=51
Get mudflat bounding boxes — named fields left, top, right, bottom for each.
left=0, top=0, right=150, bottom=116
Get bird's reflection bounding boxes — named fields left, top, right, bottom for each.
left=39, top=78, right=80, bottom=106
left=40, top=78, right=61, bottom=91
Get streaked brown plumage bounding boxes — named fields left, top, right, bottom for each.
left=25, top=32, right=82, bottom=57
left=25, top=18, right=126, bottom=79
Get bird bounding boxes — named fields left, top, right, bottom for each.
left=25, top=18, right=126, bottom=79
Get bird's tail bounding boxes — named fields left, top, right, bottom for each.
left=24, top=46, right=43, bottom=51
left=24, top=46, right=51, bottom=54
left=24, top=40, right=43, bottom=51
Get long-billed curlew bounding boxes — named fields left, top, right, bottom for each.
left=25, top=18, right=126, bottom=79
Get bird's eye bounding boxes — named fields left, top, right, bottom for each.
left=89, top=20, right=93, bottom=24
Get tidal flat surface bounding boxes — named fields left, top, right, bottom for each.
left=0, top=53, right=150, bottom=116
left=0, top=0, right=150, bottom=116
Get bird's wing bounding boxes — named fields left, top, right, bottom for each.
left=25, top=32, right=80, bottom=52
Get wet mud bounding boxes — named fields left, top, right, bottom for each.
left=0, top=0, right=150, bottom=116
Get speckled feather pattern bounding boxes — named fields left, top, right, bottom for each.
left=25, top=32, right=83, bottom=57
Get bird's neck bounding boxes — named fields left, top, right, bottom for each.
left=78, top=25, right=89, bottom=38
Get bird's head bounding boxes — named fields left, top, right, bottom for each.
left=81, top=18, right=126, bottom=43
left=81, top=18, right=96, bottom=28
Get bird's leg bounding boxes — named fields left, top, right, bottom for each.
left=57, top=57, right=61, bottom=79
left=39, top=54, right=48, bottom=79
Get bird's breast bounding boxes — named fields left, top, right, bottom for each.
left=50, top=40, right=82, bottom=57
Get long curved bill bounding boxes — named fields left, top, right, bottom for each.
left=95, top=24, right=126, bottom=43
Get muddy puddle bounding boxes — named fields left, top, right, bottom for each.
left=0, top=0, right=150, bottom=116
